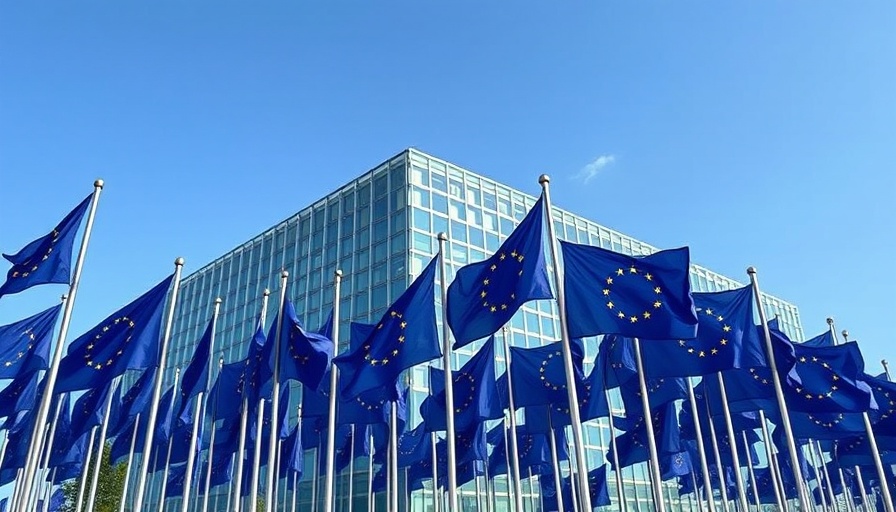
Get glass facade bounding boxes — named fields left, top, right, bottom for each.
left=159, top=148, right=804, bottom=512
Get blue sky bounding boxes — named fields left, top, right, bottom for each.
left=1, top=2, right=894, bottom=374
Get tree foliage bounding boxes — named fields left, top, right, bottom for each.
left=60, top=443, right=128, bottom=512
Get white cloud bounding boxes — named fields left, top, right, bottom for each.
left=574, top=154, right=616, bottom=184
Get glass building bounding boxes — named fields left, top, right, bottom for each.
left=158, top=148, right=805, bottom=512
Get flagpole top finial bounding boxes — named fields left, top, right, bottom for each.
left=94, top=179, right=104, bottom=189
left=335, top=269, right=343, bottom=278
left=215, top=297, right=223, bottom=305
left=841, top=330, right=849, bottom=340
left=538, top=174, right=550, bottom=184
left=264, top=289, right=271, bottom=297
left=437, top=232, right=448, bottom=241
left=826, top=317, right=834, bottom=325
left=281, top=270, right=289, bottom=278
left=175, top=257, right=185, bottom=266
left=746, top=266, right=757, bottom=275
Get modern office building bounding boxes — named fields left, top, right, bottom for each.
left=159, top=148, right=805, bottom=512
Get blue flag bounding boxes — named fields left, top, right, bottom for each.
left=69, top=380, right=116, bottom=441
left=333, top=255, right=440, bottom=399
left=863, top=373, right=896, bottom=435
left=276, top=299, right=334, bottom=391
left=446, top=196, right=553, bottom=348
left=608, top=402, right=681, bottom=468
left=561, top=242, right=698, bottom=340
left=0, top=304, right=61, bottom=379
left=640, top=286, right=765, bottom=377
left=47, top=394, right=73, bottom=468
left=703, top=367, right=776, bottom=415
left=661, top=450, right=693, bottom=480
left=210, top=360, right=249, bottom=424
left=0, top=370, right=41, bottom=419
left=397, top=423, right=429, bottom=468
left=508, top=339, right=585, bottom=409
left=56, top=274, right=173, bottom=393
left=619, top=373, right=687, bottom=412
left=802, top=329, right=836, bottom=348
left=109, top=368, right=156, bottom=438
left=279, top=426, right=303, bottom=479
left=784, top=342, right=876, bottom=414
left=787, top=411, right=868, bottom=440
left=210, top=449, right=235, bottom=487
left=242, top=324, right=272, bottom=405
left=419, top=337, right=502, bottom=432
left=178, top=316, right=215, bottom=421
left=0, top=195, right=91, bottom=298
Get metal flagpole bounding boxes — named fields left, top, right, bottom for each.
left=431, top=432, right=440, bottom=512
left=266, top=271, right=290, bottom=512
left=547, top=414, right=565, bottom=512
left=835, top=448, right=857, bottom=512
left=475, top=472, right=483, bottom=512
left=435, top=232, right=460, bottom=512
left=808, top=439, right=832, bottom=512
left=758, top=410, right=786, bottom=512
left=567, top=436, right=581, bottom=512
left=311, top=446, right=319, bottom=512
left=705, top=411, right=731, bottom=512
left=74, top=427, right=98, bottom=512
left=225, top=453, right=235, bottom=512
left=747, top=267, right=813, bottom=512
left=10, top=468, right=24, bottom=512
left=41, top=468, right=57, bottom=512
left=692, top=471, right=707, bottom=512
left=18, top=181, right=104, bottom=512
left=32, top=392, right=66, bottom=512
left=367, top=433, right=375, bottom=512
left=538, top=175, right=593, bottom=512
left=233, top=290, right=270, bottom=512
left=183, top=298, right=222, bottom=512
left=133, top=257, right=186, bottom=512
left=686, top=379, right=718, bottom=512
left=291, top=471, right=298, bottom=512
left=527, top=467, right=537, bottom=512
left=323, top=270, right=342, bottom=512
left=249, top=399, right=266, bottom=512
left=120, top=414, right=143, bottom=512
left=742, top=431, right=761, bottom=511
left=499, top=327, right=526, bottom=512
left=605, top=400, right=629, bottom=512
left=832, top=324, right=894, bottom=512
left=501, top=424, right=514, bottom=512
left=854, top=466, right=870, bottom=512
left=86, top=377, right=123, bottom=512
left=347, top=424, right=355, bottom=512
left=632, top=337, right=668, bottom=512
left=715, top=373, right=750, bottom=512
left=484, top=460, right=493, bottom=512
left=24, top=423, right=51, bottom=512
left=202, top=356, right=226, bottom=512
left=883, top=360, right=892, bottom=382
left=390, top=401, right=399, bottom=512
left=158, top=436, right=174, bottom=512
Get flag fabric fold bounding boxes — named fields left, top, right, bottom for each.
left=0, top=304, right=61, bottom=379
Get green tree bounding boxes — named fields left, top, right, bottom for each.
left=60, top=443, right=128, bottom=512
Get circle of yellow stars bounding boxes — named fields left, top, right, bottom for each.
left=603, top=265, right=662, bottom=324
left=807, top=412, right=845, bottom=429
left=364, top=310, right=406, bottom=367
left=873, top=383, right=896, bottom=421
left=355, top=393, right=387, bottom=412
left=539, top=350, right=567, bottom=391
left=793, top=354, right=840, bottom=401
left=749, top=368, right=772, bottom=386
left=9, top=230, right=59, bottom=280
left=480, top=250, right=524, bottom=314
left=4, top=328, right=37, bottom=368
left=678, top=307, right=732, bottom=358
left=453, top=372, right=476, bottom=413
left=83, top=316, right=135, bottom=370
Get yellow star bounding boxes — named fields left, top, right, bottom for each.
left=653, top=301, right=662, bottom=308
left=723, top=325, right=731, bottom=332
left=699, top=351, right=705, bottom=357
left=499, top=253, right=506, bottom=260
left=501, top=304, right=508, bottom=310
left=630, top=316, right=638, bottom=323
left=617, top=312, right=625, bottom=319
left=720, top=339, right=728, bottom=345
left=490, top=306, right=497, bottom=312
left=490, top=264, right=497, bottom=271
left=480, top=291, right=487, bottom=298
left=607, top=301, right=614, bottom=309
left=398, top=336, right=405, bottom=343
left=606, top=277, right=614, bottom=285
left=629, top=267, right=637, bottom=274
left=706, top=309, right=713, bottom=315
left=654, top=287, right=662, bottom=294
left=643, top=311, right=651, bottom=319
left=483, top=279, right=490, bottom=285
left=602, top=289, right=610, bottom=296
left=645, top=273, right=653, bottom=281
left=400, top=321, right=407, bottom=328
left=616, top=268, right=624, bottom=276
left=711, top=349, right=718, bottom=355
left=717, top=315, right=724, bottom=322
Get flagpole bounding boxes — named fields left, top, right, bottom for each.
left=430, top=431, right=440, bottom=512
left=389, top=401, right=399, bottom=512
left=129, top=257, right=186, bottom=512
left=265, top=270, right=290, bottom=512
left=86, top=377, right=123, bottom=512
left=807, top=438, right=831, bottom=512
left=831, top=323, right=894, bottom=512
left=322, top=269, right=343, bottom=512
left=499, top=327, right=526, bottom=512
left=347, top=424, right=355, bottom=512
left=854, top=466, right=870, bottom=512
left=202, top=356, right=226, bottom=512
left=24, top=422, right=51, bottom=512
left=119, top=413, right=143, bottom=512
left=547, top=414, right=565, bottom=512
left=33, top=391, right=66, bottom=512
left=883, top=360, right=892, bottom=381
left=686, top=379, right=718, bottom=512
left=747, top=268, right=815, bottom=512
left=714, top=373, right=750, bottom=512
left=501, top=423, right=514, bottom=512
left=631, top=337, right=669, bottom=512
left=249, top=398, right=266, bottom=512
left=758, top=410, right=786, bottom=512
left=158, top=436, right=174, bottom=512
left=17, top=181, right=104, bottom=512
left=74, top=426, right=98, bottom=512
left=182, top=298, right=222, bottom=512
left=434, top=232, right=460, bottom=512
left=291, top=471, right=298, bottom=512
left=567, top=435, right=581, bottom=512
left=369, top=432, right=377, bottom=512
left=225, top=453, right=235, bottom=512
left=484, top=458, right=493, bottom=512
left=42, top=467, right=57, bottom=512
left=816, top=441, right=839, bottom=512
left=704, top=411, right=731, bottom=512
left=604, top=400, right=629, bottom=512
left=538, top=174, right=593, bottom=512
left=527, top=467, right=537, bottom=512
left=691, top=471, right=706, bottom=512
left=834, top=448, right=857, bottom=512
left=742, top=431, right=761, bottom=511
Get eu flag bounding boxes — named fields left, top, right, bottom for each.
left=419, top=336, right=502, bottom=432
left=0, top=370, right=41, bottom=419
left=787, top=411, right=867, bottom=440
left=279, top=426, right=304, bottom=479
left=608, top=402, right=681, bottom=469
left=338, top=378, right=403, bottom=427
left=109, top=368, right=155, bottom=438
left=862, top=373, right=896, bottom=435
left=703, top=367, right=776, bottom=415
left=333, top=255, right=440, bottom=399
left=802, top=329, right=836, bottom=348
left=446, top=196, right=553, bottom=348
left=561, top=242, right=697, bottom=339
left=783, top=342, right=876, bottom=414
left=397, top=423, right=429, bottom=468
left=640, top=286, right=764, bottom=377
left=276, top=299, right=334, bottom=391
left=0, top=304, right=61, bottom=379
left=0, top=195, right=91, bottom=298
left=178, top=317, right=215, bottom=416
left=69, top=380, right=116, bottom=441
left=508, top=339, right=585, bottom=409
left=56, top=274, right=174, bottom=393
left=619, top=373, right=687, bottom=412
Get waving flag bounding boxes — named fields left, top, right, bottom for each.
left=0, top=194, right=91, bottom=298
left=447, top=196, right=552, bottom=348
left=783, top=342, right=876, bottom=414
left=508, top=339, right=585, bottom=409
left=178, top=316, right=215, bottom=421
left=561, top=242, right=697, bottom=339
left=0, top=370, right=42, bottom=419
left=275, top=299, right=334, bottom=390
left=0, top=304, right=61, bottom=379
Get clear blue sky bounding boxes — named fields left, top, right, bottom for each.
left=1, top=3, right=894, bottom=373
